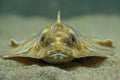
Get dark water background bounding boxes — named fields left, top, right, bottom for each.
left=0, top=0, right=120, bottom=19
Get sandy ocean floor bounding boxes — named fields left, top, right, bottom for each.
left=0, top=14, right=120, bottom=80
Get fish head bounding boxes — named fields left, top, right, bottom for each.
left=39, top=22, right=81, bottom=63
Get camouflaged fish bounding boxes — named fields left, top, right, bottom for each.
left=0, top=12, right=116, bottom=63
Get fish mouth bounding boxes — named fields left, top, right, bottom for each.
left=50, top=53, right=68, bottom=59
left=43, top=50, right=74, bottom=63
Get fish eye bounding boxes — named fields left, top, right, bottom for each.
left=40, top=34, right=52, bottom=46
left=40, top=36, right=48, bottom=46
left=40, top=36, right=45, bottom=42
left=70, top=34, right=76, bottom=42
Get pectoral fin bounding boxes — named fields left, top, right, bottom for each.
left=73, top=39, right=116, bottom=58
left=0, top=37, right=40, bottom=59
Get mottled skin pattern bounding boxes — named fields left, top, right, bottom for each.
left=0, top=12, right=116, bottom=64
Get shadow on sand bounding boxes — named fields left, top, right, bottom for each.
left=4, top=56, right=106, bottom=69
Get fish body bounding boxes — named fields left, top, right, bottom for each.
left=0, top=12, right=116, bottom=63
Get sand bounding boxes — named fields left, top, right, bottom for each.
left=0, top=14, right=120, bottom=80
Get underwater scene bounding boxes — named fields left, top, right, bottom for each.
left=0, top=0, right=120, bottom=80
